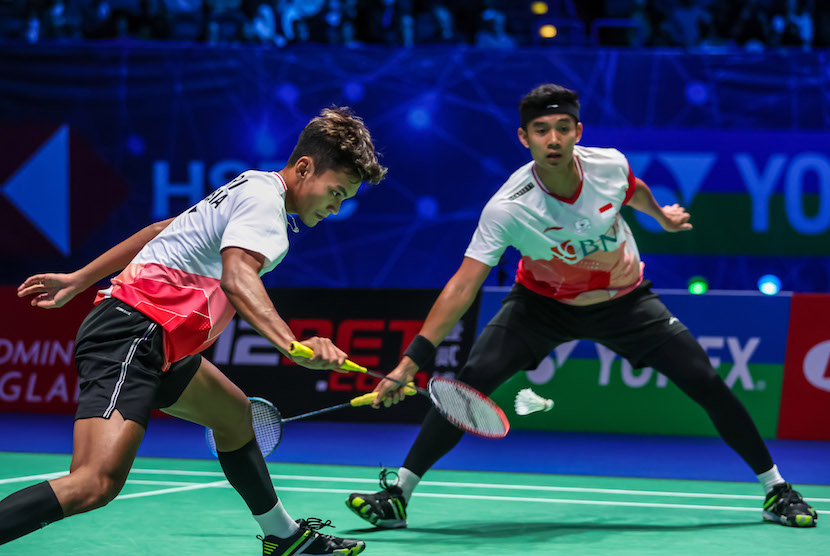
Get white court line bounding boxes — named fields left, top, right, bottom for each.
left=6, top=469, right=829, bottom=508
left=253, top=486, right=764, bottom=513
left=111, top=482, right=769, bottom=512
left=0, top=471, right=67, bottom=485
left=123, top=479, right=198, bottom=487
left=116, top=480, right=228, bottom=500
left=127, top=469, right=830, bottom=503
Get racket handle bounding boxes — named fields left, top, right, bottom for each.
left=289, top=341, right=368, bottom=372
left=350, top=383, right=417, bottom=406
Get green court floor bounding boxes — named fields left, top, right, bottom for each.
left=2, top=452, right=827, bottom=555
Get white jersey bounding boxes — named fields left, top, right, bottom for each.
left=98, top=170, right=290, bottom=369
left=465, top=145, right=643, bottom=305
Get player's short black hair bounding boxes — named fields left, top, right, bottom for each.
left=519, top=84, right=580, bottom=129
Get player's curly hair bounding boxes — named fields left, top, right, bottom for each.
left=288, top=106, right=387, bottom=185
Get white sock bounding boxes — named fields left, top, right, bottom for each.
left=253, top=499, right=300, bottom=539
left=397, top=467, right=421, bottom=503
left=757, top=465, right=785, bottom=494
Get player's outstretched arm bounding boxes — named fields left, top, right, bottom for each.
left=627, top=178, right=692, bottom=232
left=219, top=246, right=348, bottom=371
left=372, top=256, right=492, bottom=407
left=16, top=218, right=174, bottom=309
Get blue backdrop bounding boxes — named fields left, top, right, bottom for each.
left=1, top=43, right=828, bottom=292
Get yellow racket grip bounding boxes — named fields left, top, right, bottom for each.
left=289, top=341, right=368, bottom=373
left=350, top=383, right=417, bottom=407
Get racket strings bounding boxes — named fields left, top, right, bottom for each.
left=429, top=380, right=508, bottom=438
left=251, top=399, right=283, bottom=454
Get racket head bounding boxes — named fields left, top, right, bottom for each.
left=427, top=377, right=510, bottom=439
left=206, top=397, right=284, bottom=457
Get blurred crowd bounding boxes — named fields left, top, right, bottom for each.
left=0, top=0, right=825, bottom=49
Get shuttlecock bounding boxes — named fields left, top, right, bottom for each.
left=514, top=388, right=554, bottom=416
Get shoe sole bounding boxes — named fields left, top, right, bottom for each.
left=763, top=510, right=817, bottom=527
left=333, top=542, right=366, bottom=556
left=345, top=500, right=407, bottom=529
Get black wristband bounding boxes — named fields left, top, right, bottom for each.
left=403, top=334, right=436, bottom=368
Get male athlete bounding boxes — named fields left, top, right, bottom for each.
left=346, top=84, right=818, bottom=530
left=1, top=107, right=386, bottom=555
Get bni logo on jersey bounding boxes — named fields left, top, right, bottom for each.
left=0, top=125, right=129, bottom=256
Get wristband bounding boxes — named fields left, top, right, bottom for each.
left=402, top=334, right=436, bottom=368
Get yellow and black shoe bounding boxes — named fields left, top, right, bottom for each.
left=346, top=469, right=407, bottom=529
left=763, top=483, right=818, bottom=527
left=260, top=518, right=365, bottom=555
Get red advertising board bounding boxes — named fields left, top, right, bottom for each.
left=0, top=286, right=479, bottom=423
left=778, top=293, right=830, bottom=440
left=0, top=286, right=97, bottom=414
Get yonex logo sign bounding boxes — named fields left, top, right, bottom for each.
left=803, top=340, right=830, bottom=393
left=628, top=149, right=830, bottom=235
left=0, top=126, right=69, bottom=254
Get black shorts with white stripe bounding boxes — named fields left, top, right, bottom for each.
left=74, top=298, right=201, bottom=428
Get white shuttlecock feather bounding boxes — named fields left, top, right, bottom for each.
left=514, top=388, right=554, bottom=416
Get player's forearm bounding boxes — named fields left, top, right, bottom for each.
left=627, top=179, right=666, bottom=224
left=395, top=283, right=476, bottom=378
left=75, top=218, right=174, bottom=288
left=221, top=266, right=296, bottom=356
left=419, top=280, right=478, bottom=346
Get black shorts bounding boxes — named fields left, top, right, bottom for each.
left=74, top=298, right=202, bottom=428
left=488, top=280, right=688, bottom=369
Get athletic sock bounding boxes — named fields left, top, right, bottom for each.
left=397, top=467, right=421, bottom=503
left=253, top=499, right=299, bottom=539
left=217, top=438, right=278, bottom=514
left=0, top=481, right=64, bottom=545
left=757, top=465, right=785, bottom=494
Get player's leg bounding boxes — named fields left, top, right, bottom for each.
left=642, top=330, right=817, bottom=527
left=1, top=298, right=166, bottom=546
left=347, top=323, right=548, bottom=528
left=0, top=413, right=145, bottom=545
left=160, top=356, right=366, bottom=554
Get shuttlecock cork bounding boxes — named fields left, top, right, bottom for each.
left=514, top=388, right=554, bottom=416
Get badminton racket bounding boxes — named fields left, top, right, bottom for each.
left=288, top=341, right=510, bottom=439
left=205, top=388, right=415, bottom=457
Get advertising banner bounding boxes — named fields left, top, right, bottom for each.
left=482, top=288, right=790, bottom=438
left=202, top=288, right=480, bottom=424
left=1, top=45, right=828, bottom=293
left=0, top=286, right=97, bottom=414
left=0, top=287, right=480, bottom=423
left=778, top=293, right=830, bottom=440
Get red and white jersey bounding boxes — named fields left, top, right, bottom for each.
left=465, top=145, right=643, bottom=305
left=97, top=171, right=290, bottom=369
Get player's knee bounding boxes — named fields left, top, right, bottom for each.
left=212, top=395, right=253, bottom=444
left=686, top=372, right=729, bottom=408
left=72, top=474, right=125, bottom=514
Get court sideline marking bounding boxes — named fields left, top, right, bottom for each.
left=3, top=467, right=829, bottom=511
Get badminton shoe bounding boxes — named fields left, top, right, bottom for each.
left=762, top=483, right=818, bottom=527
left=346, top=469, right=407, bottom=529
left=259, top=518, right=365, bottom=555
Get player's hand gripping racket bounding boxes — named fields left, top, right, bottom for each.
left=288, top=341, right=510, bottom=439
left=205, top=388, right=414, bottom=457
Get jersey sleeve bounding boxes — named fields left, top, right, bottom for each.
left=220, top=175, right=289, bottom=269
left=463, top=201, right=517, bottom=267
left=622, top=156, right=637, bottom=205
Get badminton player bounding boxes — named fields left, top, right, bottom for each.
left=346, top=84, right=818, bottom=529
left=1, top=107, right=386, bottom=555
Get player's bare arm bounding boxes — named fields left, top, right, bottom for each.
left=219, top=246, right=347, bottom=371
left=627, top=177, right=692, bottom=232
left=16, top=218, right=175, bottom=309
left=373, top=256, right=491, bottom=407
